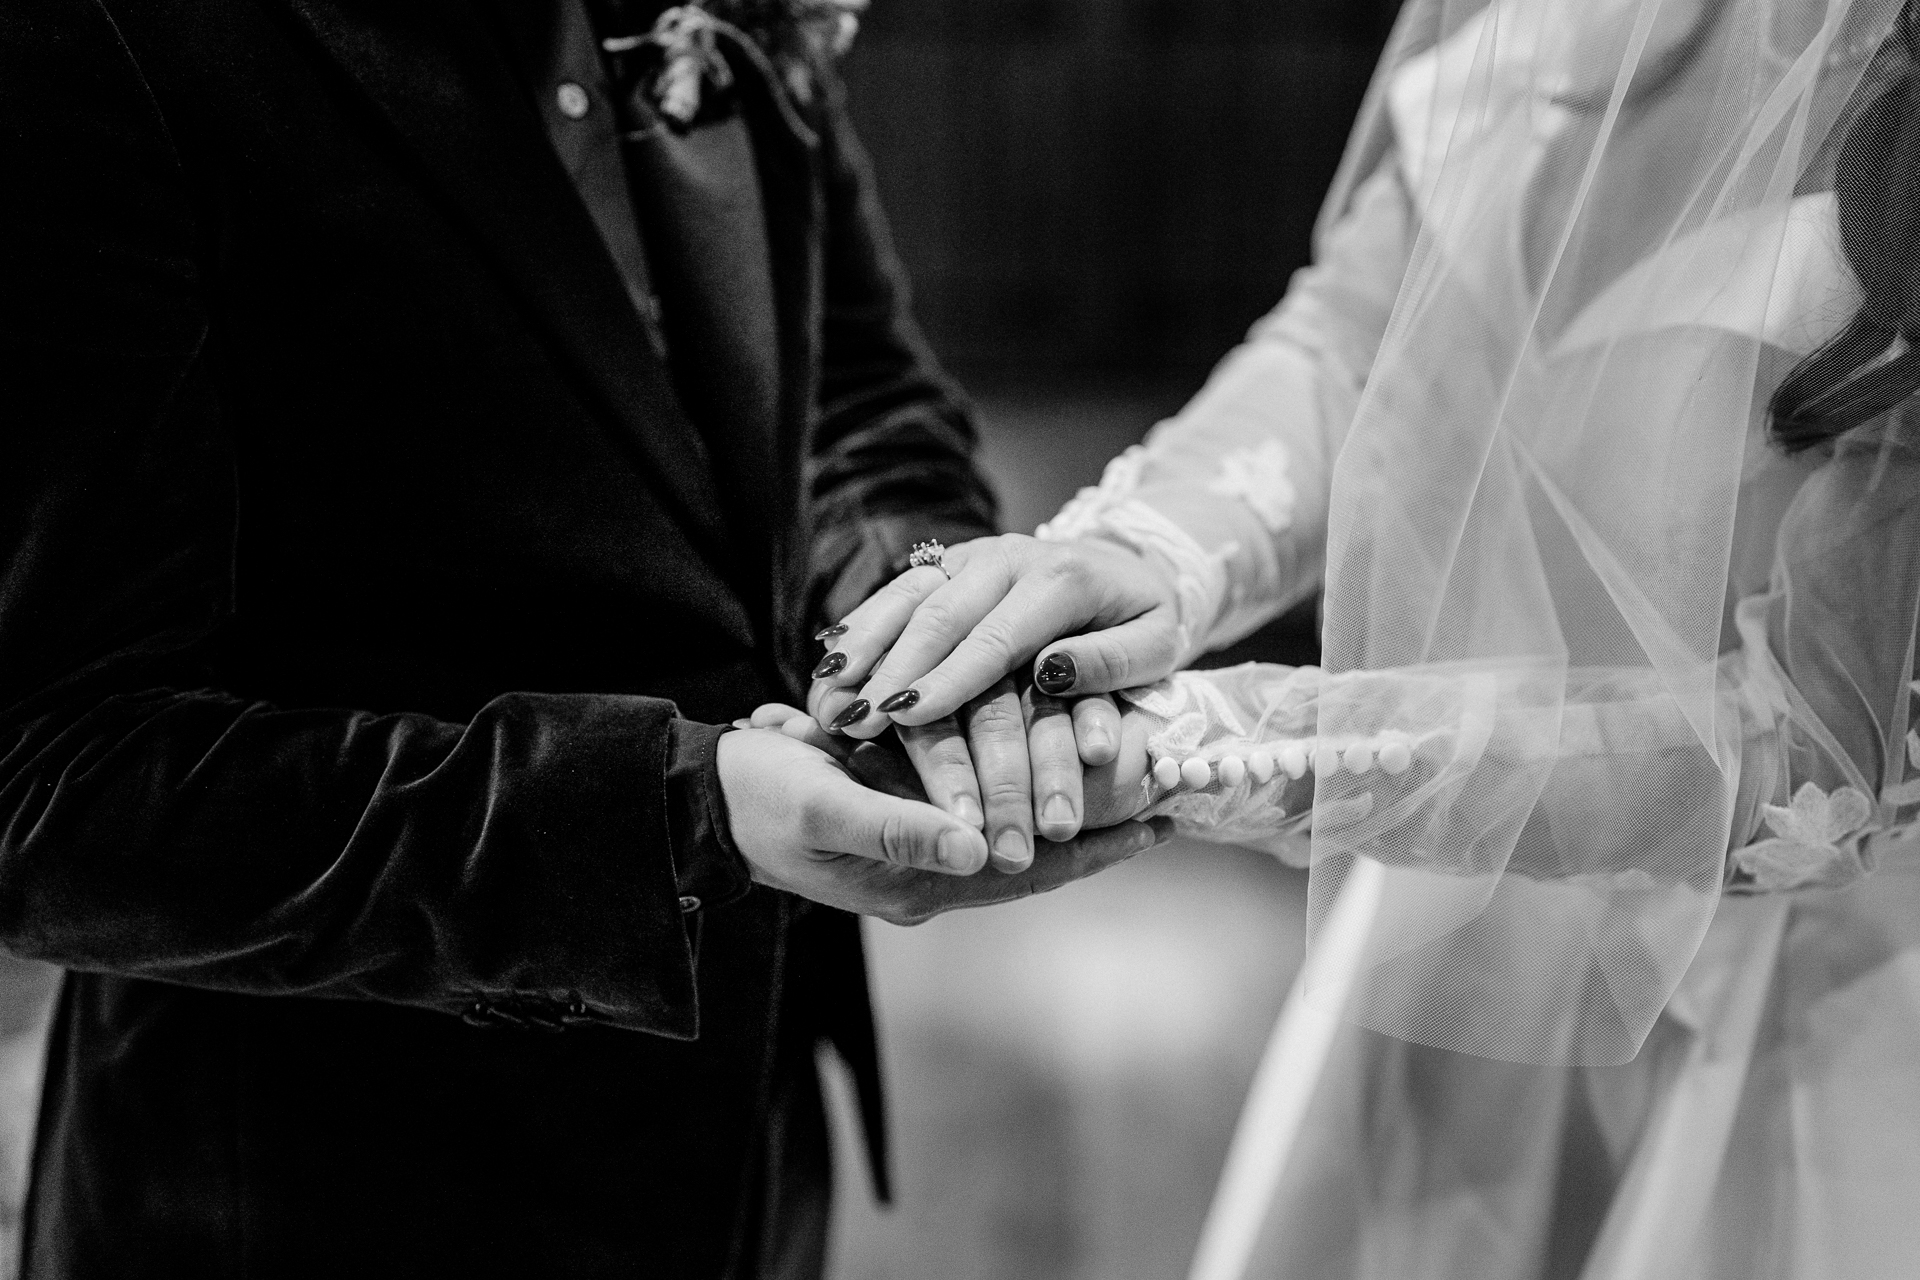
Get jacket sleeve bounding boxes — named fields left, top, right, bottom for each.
left=0, top=0, right=707, bottom=1039
left=801, top=73, right=999, bottom=638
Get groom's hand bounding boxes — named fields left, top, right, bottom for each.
left=716, top=727, right=1170, bottom=926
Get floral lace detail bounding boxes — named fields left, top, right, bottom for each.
left=1729, top=782, right=1875, bottom=893
left=1037, top=448, right=1230, bottom=666
left=1207, top=441, right=1298, bottom=534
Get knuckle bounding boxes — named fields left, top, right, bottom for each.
left=981, top=776, right=1031, bottom=808
left=1088, top=631, right=1136, bottom=686
left=878, top=812, right=926, bottom=869
left=965, top=695, right=1023, bottom=736
left=908, top=597, right=961, bottom=640
left=1040, top=551, right=1091, bottom=591
left=967, top=616, right=1022, bottom=663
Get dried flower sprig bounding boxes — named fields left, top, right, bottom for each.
left=647, top=0, right=869, bottom=124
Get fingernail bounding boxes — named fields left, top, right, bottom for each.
left=952, top=796, right=984, bottom=828
left=815, top=623, right=848, bottom=642
left=1035, top=651, right=1077, bottom=696
left=994, top=829, right=1032, bottom=870
left=827, top=699, right=869, bottom=732
left=813, top=651, right=848, bottom=680
left=938, top=829, right=984, bottom=873
left=878, top=689, right=920, bottom=714
left=1040, top=793, right=1076, bottom=829
left=1081, top=728, right=1111, bottom=756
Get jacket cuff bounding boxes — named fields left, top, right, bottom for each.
left=664, top=718, right=754, bottom=915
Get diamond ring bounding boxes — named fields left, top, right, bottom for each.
left=907, top=539, right=950, bottom=579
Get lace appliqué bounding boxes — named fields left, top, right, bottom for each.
left=1207, top=441, right=1297, bottom=534
left=1729, top=782, right=1875, bottom=893
left=1036, top=447, right=1230, bottom=666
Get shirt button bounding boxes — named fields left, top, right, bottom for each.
left=555, top=82, right=591, bottom=120
left=678, top=895, right=702, bottom=914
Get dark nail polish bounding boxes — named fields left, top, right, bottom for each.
left=813, top=651, right=848, bottom=680
left=815, top=623, right=848, bottom=642
left=828, top=700, right=870, bottom=732
left=878, top=690, right=920, bottom=714
left=1035, top=651, right=1077, bottom=696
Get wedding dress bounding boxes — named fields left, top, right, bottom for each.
left=1037, top=0, right=1920, bottom=1275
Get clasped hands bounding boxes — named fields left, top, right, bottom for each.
left=716, top=534, right=1186, bottom=925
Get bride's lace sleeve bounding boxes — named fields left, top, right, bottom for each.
left=1035, top=165, right=1418, bottom=663
left=1115, top=421, right=1920, bottom=1063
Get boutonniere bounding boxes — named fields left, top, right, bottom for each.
left=647, top=0, right=868, bottom=125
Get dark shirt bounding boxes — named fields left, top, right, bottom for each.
left=485, top=0, right=782, bottom=916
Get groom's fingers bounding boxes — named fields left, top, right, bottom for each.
left=887, top=818, right=1175, bottom=923
left=898, top=718, right=986, bottom=830
left=806, top=768, right=989, bottom=875
left=960, top=678, right=1035, bottom=874
left=1025, top=686, right=1083, bottom=842
left=1071, top=694, right=1122, bottom=766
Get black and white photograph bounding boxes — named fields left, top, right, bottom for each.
left=3, top=0, right=1918, bottom=1275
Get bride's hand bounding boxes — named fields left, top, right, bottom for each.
left=807, top=530, right=1182, bottom=753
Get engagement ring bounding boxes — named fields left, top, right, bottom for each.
left=907, top=539, right=950, bottom=579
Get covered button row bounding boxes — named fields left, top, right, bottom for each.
left=1151, top=737, right=1414, bottom=792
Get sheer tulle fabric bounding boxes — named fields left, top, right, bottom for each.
left=1050, top=0, right=1920, bottom=1071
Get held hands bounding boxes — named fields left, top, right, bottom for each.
left=715, top=709, right=1167, bottom=926
left=805, top=533, right=1183, bottom=851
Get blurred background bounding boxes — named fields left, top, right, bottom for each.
left=0, top=2, right=1398, bottom=1275
left=819, top=4, right=1395, bottom=1278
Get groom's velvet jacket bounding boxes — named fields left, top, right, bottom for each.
left=0, top=0, right=994, bottom=1274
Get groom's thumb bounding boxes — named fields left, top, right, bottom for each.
left=809, top=772, right=991, bottom=875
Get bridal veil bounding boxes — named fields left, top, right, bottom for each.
left=1104, top=0, right=1920, bottom=1069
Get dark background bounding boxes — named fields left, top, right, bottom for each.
left=842, top=0, right=1397, bottom=382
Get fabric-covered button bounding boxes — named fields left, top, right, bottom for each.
left=1248, top=751, right=1276, bottom=784
left=1279, top=743, right=1308, bottom=779
left=1153, top=756, right=1183, bottom=790
left=1180, top=757, right=1212, bottom=790
left=1379, top=740, right=1413, bottom=775
left=1218, top=755, right=1247, bottom=789
left=1312, top=744, right=1342, bottom=775
left=556, top=82, right=592, bottom=119
left=1343, top=742, right=1375, bottom=774
left=678, top=895, right=702, bottom=914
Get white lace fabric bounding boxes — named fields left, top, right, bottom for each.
left=1040, top=0, right=1920, bottom=1069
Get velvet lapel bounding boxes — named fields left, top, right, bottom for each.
left=267, top=0, right=730, bottom=555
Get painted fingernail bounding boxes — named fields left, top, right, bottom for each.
left=1035, top=651, right=1077, bottom=696
left=1040, top=794, right=1076, bottom=829
left=813, top=651, right=848, bottom=680
left=938, top=829, right=984, bottom=873
left=827, top=699, right=869, bottom=731
left=815, top=623, right=849, bottom=642
left=952, top=796, right=984, bottom=828
left=878, top=689, right=920, bottom=714
left=994, top=829, right=1032, bottom=869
